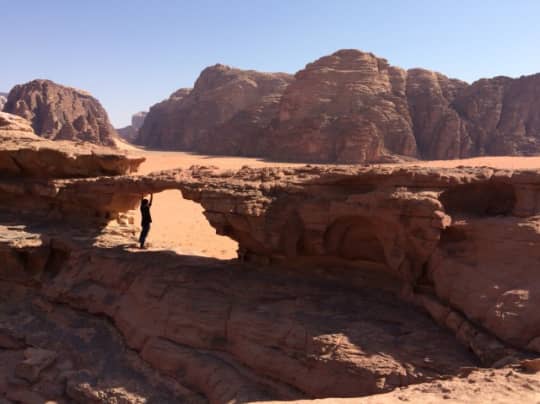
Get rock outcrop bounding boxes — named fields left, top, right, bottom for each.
left=4, top=79, right=118, bottom=146
left=2, top=127, right=540, bottom=402
left=117, top=111, right=147, bottom=143
left=135, top=49, right=540, bottom=163
left=0, top=112, right=143, bottom=178
left=3, top=159, right=540, bottom=362
left=136, top=65, right=293, bottom=154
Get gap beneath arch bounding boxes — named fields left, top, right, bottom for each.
left=134, top=189, right=238, bottom=259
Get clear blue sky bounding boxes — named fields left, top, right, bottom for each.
left=2, top=0, right=539, bottom=127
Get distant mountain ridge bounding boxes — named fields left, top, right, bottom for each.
left=135, top=49, right=540, bottom=163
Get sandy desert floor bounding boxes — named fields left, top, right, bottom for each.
left=118, top=140, right=540, bottom=259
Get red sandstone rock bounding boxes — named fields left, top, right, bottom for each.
left=4, top=79, right=118, bottom=146
left=134, top=49, right=540, bottom=163
left=0, top=112, right=144, bottom=178
left=136, top=65, right=293, bottom=153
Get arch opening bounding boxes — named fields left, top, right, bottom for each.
left=133, top=189, right=238, bottom=259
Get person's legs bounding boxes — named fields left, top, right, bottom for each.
left=139, top=223, right=150, bottom=248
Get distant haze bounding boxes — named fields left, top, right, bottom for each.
left=1, top=0, right=539, bottom=127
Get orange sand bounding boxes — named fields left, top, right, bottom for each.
left=120, top=141, right=540, bottom=259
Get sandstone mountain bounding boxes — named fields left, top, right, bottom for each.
left=3, top=79, right=118, bottom=146
left=136, top=49, right=540, bottom=163
left=136, top=64, right=293, bottom=154
left=0, top=92, right=7, bottom=110
left=117, top=111, right=147, bottom=142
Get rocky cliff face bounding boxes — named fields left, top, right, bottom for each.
left=4, top=80, right=118, bottom=146
left=117, top=111, right=148, bottom=142
left=136, top=65, right=293, bottom=154
left=135, top=49, right=540, bottom=163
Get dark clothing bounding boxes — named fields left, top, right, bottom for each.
left=141, top=204, right=152, bottom=226
left=139, top=223, right=150, bottom=247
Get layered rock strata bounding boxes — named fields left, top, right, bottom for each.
left=4, top=79, right=118, bottom=146
left=136, top=49, right=540, bottom=164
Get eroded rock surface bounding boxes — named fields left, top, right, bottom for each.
left=2, top=133, right=540, bottom=402
left=4, top=79, right=118, bottom=146
left=0, top=222, right=477, bottom=402
left=5, top=164, right=539, bottom=361
left=0, top=112, right=143, bottom=178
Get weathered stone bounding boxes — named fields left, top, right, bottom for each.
left=136, top=64, right=293, bottom=154
left=4, top=79, right=117, bottom=146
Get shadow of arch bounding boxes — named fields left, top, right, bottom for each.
left=324, top=216, right=386, bottom=263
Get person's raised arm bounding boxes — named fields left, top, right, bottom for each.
left=149, top=193, right=153, bottom=207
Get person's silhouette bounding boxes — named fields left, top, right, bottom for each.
left=139, top=193, right=153, bottom=248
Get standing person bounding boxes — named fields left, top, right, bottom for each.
left=139, top=193, right=153, bottom=249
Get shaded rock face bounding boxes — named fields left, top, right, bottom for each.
left=4, top=79, right=117, bottom=146
left=117, top=111, right=147, bottom=143
left=136, top=65, right=293, bottom=154
left=136, top=49, right=540, bottom=163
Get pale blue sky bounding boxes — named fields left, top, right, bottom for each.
left=2, top=1, right=539, bottom=127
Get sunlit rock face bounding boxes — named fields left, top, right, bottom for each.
left=136, top=64, right=293, bottom=154
left=135, top=49, right=540, bottom=164
left=3, top=79, right=118, bottom=146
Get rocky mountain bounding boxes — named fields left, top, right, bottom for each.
left=117, top=111, right=147, bottom=142
left=135, top=49, right=540, bottom=163
left=3, top=79, right=117, bottom=146
left=0, top=92, right=7, bottom=110
left=136, top=64, right=293, bottom=154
